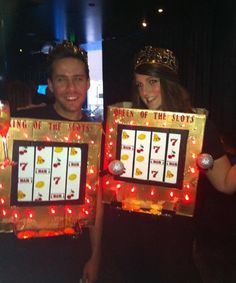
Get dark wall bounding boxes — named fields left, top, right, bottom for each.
left=1, top=0, right=236, bottom=132
left=102, top=0, right=236, bottom=133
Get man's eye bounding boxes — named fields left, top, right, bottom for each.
left=56, top=77, right=66, bottom=83
left=74, top=77, right=82, bottom=82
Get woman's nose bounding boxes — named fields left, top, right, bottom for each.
left=143, top=83, right=152, bottom=96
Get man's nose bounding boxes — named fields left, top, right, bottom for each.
left=67, top=79, right=76, bottom=90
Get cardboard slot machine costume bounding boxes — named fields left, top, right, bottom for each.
left=0, top=118, right=102, bottom=238
left=103, top=47, right=210, bottom=217
left=103, top=104, right=208, bottom=217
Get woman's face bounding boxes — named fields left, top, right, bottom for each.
left=135, top=73, right=162, bottom=110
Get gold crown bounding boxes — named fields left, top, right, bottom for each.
left=135, top=46, right=178, bottom=73
left=50, top=40, right=88, bottom=64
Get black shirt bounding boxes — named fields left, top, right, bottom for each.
left=13, top=104, right=93, bottom=122
left=1, top=104, right=94, bottom=283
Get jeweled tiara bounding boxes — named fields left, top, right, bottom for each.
left=134, top=46, right=178, bottom=73
left=50, top=40, right=88, bottom=64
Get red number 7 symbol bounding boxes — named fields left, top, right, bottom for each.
left=151, top=170, right=158, bottom=178
left=170, top=138, right=178, bottom=146
left=153, top=146, right=160, bottom=153
left=20, top=162, right=27, bottom=171
left=53, top=177, right=61, bottom=185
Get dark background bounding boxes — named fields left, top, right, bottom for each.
left=0, top=0, right=236, bottom=131
left=0, top=1, right=236, bottom=282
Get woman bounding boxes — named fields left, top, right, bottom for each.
left=129, top=45, right=236, bottom=282
left=133, top=46, right=236, bottom=195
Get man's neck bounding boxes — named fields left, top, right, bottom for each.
left=53, top=104, right=82, bottom=121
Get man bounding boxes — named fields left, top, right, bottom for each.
left=13, top=41, right=103, bottom=283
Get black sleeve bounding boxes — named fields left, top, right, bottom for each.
left=12, top=109, right=32, bottom=118
left=12, top=107, right=43, bottom=119
left=202, top=119, right=225, bottom=160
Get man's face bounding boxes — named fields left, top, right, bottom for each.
left=48, top=57, right=90, bottom=120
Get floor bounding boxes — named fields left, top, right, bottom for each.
left=0, top=205, right=235, bottom=283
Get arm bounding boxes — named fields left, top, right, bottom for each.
left=83, top=181, right=104, bottom=283
left=202, top=119, right=236, bottom=194
left=206, top=154, right=236, bottom=194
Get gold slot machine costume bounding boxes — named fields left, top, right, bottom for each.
left=0, top=41, right=103, bottom=283
left=102, top=46, right=236, bottom=283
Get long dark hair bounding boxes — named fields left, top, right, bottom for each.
left=132, top=63, right=193, bottom=113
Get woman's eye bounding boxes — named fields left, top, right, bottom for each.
left=149, top=79, right=159, bottom=85
left=136, top=83, right=142, bottom=88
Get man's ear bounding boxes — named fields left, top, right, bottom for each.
left=47, top=78, right=53, bottom=93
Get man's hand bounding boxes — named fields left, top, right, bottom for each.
left=83, top=179, right=103, bottom=282
left=82, top=252, right=101, bottom=283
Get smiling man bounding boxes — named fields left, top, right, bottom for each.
left=12, top=41, right=103, bottom=283
left=46, top=42, right=90, bottom=121
left=16, top=41, right=92, bottom=122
